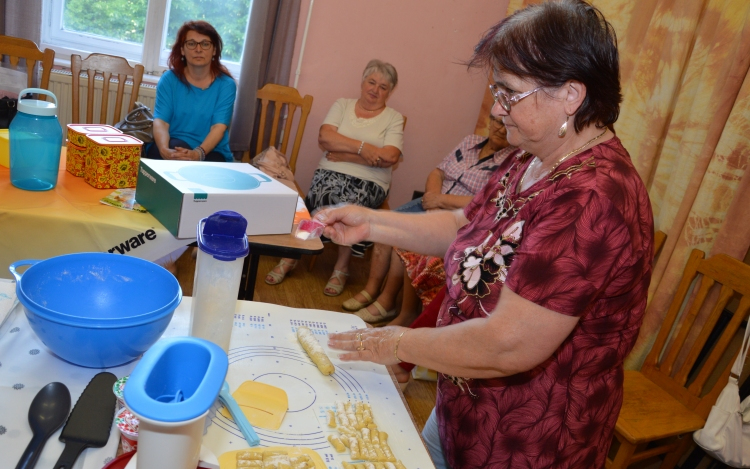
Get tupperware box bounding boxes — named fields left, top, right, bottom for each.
left=135, top=159, right=298, bottom=238
left=66, top=124, right=123, bottom=177
left=84, top=133, right=143, bottom=189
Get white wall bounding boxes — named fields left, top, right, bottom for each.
left=289, top=0, right=509, bottom=207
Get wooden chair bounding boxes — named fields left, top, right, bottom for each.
left=70, top=53, right=144, bottom=125
left=376, top=115, right=407, bottom=212
left=654, top=229, right=667, bottom=260
left=0, top=35, right=55, bottom=90
left=608, top=249, right=750, bottom=468
left=254, top=83, right=313, bottom=174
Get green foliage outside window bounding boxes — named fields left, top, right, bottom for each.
left=62, top=0, right=250, bottom=63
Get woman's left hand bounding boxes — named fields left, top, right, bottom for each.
left=172, top=146, right=201, bottom=161
left=360, top=145, right=392, bottom=167
left=328, top=326, right=408, bottom=365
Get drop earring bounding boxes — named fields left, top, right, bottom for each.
left=181, top=55, right=186, bottom=63
left=558, top=117, right=569, bottom=138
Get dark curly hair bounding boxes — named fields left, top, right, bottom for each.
left=469, top=0, right=621, bottom=133
left=168, top=20, right=232, bottom=85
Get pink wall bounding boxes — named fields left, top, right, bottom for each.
left=289, top=0, right=509, bottom=208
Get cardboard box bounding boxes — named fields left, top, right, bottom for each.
left=0, top=129, right=8, bottom=168
left=84, top=134, right=142, bottom=189
left=135, top=159, right=298, bottom=238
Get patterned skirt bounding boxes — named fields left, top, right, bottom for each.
left=305, top=169, right=387, bottom=256
left=395, top=249, right=446, bottom=307
left=304, top=169, right=387, bottom=213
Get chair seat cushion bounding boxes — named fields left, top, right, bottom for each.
left=616, top=370, right=706, bottom=444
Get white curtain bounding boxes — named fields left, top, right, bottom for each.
left=4, top=0, right=42, bottom=42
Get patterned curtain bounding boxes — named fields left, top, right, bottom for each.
left=477, top=0, right=750, bottom=368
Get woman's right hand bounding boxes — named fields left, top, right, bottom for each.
left=159, top=146, right=178, bottom=160
left=314, top=204, right=372, bottom=246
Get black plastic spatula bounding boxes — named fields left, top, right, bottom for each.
left=53, top=372, right=118, bottom=469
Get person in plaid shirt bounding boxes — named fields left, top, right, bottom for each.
left=342, top=116, right=517, bottom=326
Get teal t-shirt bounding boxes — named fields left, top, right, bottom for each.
left=154, top=70, right=236, bottom=162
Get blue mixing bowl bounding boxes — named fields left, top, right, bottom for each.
left=10, top=253, right=182, bottom=368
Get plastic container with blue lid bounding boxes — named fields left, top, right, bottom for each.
left=189, top=211, right=249, bottom=352
left=124, top=337, right=227, bottom=469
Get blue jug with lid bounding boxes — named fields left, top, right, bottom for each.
left=9, top=88, right=63, bottom=191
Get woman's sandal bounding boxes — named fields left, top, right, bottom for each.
left=342, top=290, right=375, bottom=312
left=324, top=270, right=349, bottom=296
left=355, top=301, right=398, bottom=324
left=265, top=259, right=298, bottom=285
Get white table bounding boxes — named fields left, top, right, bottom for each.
left=0, top=281, right=434, bottom=469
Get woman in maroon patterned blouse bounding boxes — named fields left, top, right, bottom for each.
left=321, top=1, right=654, bottom=468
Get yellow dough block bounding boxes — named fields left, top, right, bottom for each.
left=220, top=446, right=326, bottom=469
left=219, top=381, right=289, bottom=430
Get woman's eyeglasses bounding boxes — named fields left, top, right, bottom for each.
left=489, top=84, right=542, bottom=112
left=184, top=40, right=213, bottom=50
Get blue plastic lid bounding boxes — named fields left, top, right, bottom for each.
left=124, top=337, right=228, bottom=422
left=197, top=211, right=249, bottom=261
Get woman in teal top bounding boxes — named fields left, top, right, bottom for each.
left=147, top=20, right=236, bottom=163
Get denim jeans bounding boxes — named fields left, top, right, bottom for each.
left=422, top=408, right=452, bottom=469
left=394, top=197, right=426, bottom=213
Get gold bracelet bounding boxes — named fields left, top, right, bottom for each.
left=394, top=330, right=407, bottom=363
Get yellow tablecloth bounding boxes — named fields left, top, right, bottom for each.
left=0, top=149, right=192, bottom=279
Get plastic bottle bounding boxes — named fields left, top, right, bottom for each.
left=189, top=210, right=249, bottom=352
left=9, top=88, right=63, bottom=191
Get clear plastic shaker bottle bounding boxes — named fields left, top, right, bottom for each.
left=189, top=210, right=249, bottom=352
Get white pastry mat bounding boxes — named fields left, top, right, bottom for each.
left=203, top=301, right=434, bottom=469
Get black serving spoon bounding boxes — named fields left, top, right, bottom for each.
left=15, top=382, right=72, bottom=469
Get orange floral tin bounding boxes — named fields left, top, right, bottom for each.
left=84, top=134, right=143, bottom=189
left=66, top=142, right=87, bottom=176
left=66, top=124, right=122, bottom=177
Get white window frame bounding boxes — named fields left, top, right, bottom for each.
left=41, top=0, right=243, bottom=79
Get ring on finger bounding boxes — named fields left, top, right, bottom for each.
left=357, top=339, right=365, bottom=351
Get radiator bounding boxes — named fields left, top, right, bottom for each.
left=49, top=69, right=156, bottom=129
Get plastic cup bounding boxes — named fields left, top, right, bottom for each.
left=113, top=376, right=129, bottom=409
left=115, top=407, right=139, bottom=452
left=133, top=411, right=208, bottom=469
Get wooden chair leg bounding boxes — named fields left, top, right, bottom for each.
left=608, top=438, right=637, bottom=469
left=659, top=436, right=693, bottom=469
left=308, top=254, right=317, bottom=271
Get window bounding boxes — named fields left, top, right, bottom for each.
left=41, top=0, right=251, bottom=77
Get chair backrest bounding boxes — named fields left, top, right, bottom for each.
left=255, top=83, right=313, bottom=174
left=654, top=229, right=667, bottom=259
left=642, top=249, right=750, bottom=418
left=0, top=35, right=55, bottom=90
left=376, top=115, right=407, bottom=211
left=70, top=53, right=145, bottom=125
